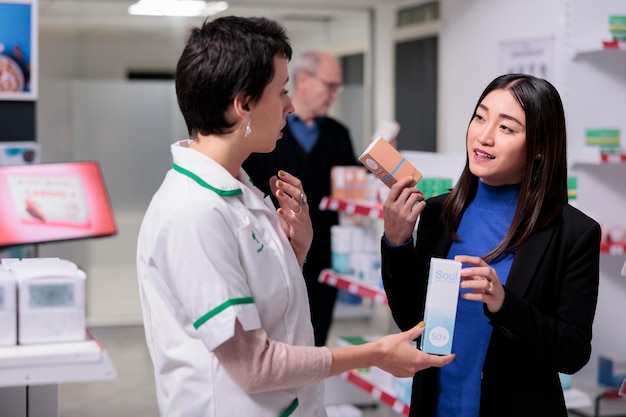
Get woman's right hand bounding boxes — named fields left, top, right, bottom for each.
left=374, top=322, right=455, bottom=377
left=382, top=176, right=425, bottom=246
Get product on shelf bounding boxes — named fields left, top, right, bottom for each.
left=585, top=128, right=621, bottom=154
left=330, top=225, right=381, bottom=289
left=331, top=166, right=369, bottom=201
left=598, top=354, right=626, bottom=388
left=609, top=15, right=626, bottom=41
left=370, top=119, right=400, bottom=148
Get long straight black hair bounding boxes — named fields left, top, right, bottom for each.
left=442, top=74, right=568, bottom=262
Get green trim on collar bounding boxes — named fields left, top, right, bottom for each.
left=173, top=163, right=242, bottom=196
left=279, top=399, right=299, bottom=417
left=193, top=297, right=254, bottom=329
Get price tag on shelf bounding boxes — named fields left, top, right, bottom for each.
left=605, top=153, right=621, bottom=163
left=327, top=275, right=337, bottom=286
left=393, top=400, right=407, bottom=414
left=610, top=244, right=625, bottom=255
left=374, top=293, right=386, bottom=304
left=370, top=387, right=382, bottom=400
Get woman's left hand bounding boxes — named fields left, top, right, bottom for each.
left=455, top=255, right=504, bottom=313
left=270, top=170, right=312, bottom=268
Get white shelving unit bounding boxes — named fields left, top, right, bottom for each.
left=320, top=196, right=409, bottom=416
left=567, top=39, right=626, bottom=362
left=0, top=330, right=117, bottom=417
left=562, top=3, right=626, bottom=411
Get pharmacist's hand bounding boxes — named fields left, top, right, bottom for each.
left=271, top=170, right=312, bottom=267
left=375, top=322, right=455, bottom=378
left=383, top=176, right=424, bottom=246
left=456, top=255, right=504, bottom=313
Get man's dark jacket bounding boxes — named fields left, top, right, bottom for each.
left=243, top=117, right=357, bottom=345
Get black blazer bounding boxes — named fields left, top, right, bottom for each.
left=381, top=193, right=601, bottom=417
left=243, top=117, right=358, bottom=285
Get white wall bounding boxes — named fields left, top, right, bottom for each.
left=438, top=0, right=566, bottom=153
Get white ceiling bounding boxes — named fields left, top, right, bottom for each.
left=38, top=0, right=377, bottom=38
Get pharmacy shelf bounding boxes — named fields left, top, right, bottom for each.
left=343, top=370, right=593, bottom=417
left=319, top=269, right=387, bottom=305
left=573, top=44, right=626, bottom=60
left=600, top=242, right=626, bottom=255
left=0, top=329, right=117, bottom=387
left=571, top=151, right=626, bottom=166
left=341, top=370, right=410, bottom=417
left=600, top=153, right=626, bottom=164
left=319, top=197, right=384, bottom=219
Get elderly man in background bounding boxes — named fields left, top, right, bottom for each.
left=244, top=50, right=358, bottom=346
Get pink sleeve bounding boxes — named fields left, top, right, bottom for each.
left=214, top=319, right=332, bottom=393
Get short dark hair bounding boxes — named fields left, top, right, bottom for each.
left=175, top=16, right=292, bottom=137
left=443, top=74, right=568, bottom=262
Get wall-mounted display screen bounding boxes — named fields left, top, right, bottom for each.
left=0, top=0, right=37, bottom=101
left=0, top=161, right=117, bottom=247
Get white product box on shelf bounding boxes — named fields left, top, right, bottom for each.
left=0, top=265, right=17, bottom=346
left=421, top=258, right=461, bottom=355
left=331, top=225, right=381, bottom=288
left=2, top=258, right=87, bottom=345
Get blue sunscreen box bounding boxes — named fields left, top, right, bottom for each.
left=420, top=257, right=461, bottom=355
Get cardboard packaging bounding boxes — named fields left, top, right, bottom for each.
left=359, top=137, right=422, bottom=188
left=420, top=257, right=461, bottom=355
left=330, top=166, right=369, bottom=201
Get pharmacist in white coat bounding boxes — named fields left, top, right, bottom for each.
left=136, top=16, right=454, bottom=417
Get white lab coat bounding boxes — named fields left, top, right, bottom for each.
left=136, top=140, right=326, bottom=417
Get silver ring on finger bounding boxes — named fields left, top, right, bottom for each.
left=291, top=206, right=303, bottom=215
left=298, top=193, right=307, bottom=206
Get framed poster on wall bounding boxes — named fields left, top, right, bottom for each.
left=498, top=36, right=555, bottom=83
left=0, top=0, right=37, bottom=101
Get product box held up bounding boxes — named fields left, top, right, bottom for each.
left=359, top=136, right=422, bottom=188
left=420, top=257, right=461, bottom=355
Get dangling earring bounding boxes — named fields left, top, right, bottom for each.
left=245, top=120, right=252, bottom=137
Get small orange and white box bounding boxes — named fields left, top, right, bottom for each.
left=359, top=136, right=422, bottom=188
left=331, top=166, right=368, bottom=201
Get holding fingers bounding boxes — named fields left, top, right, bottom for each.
left=383, top=176, right=425, bottom=246
left=270, top=170, right=312, bottom=267
left=455, top=255, right=504, bottom=313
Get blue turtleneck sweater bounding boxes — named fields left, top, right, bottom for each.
left=436, top=180, right=520, bottom=417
